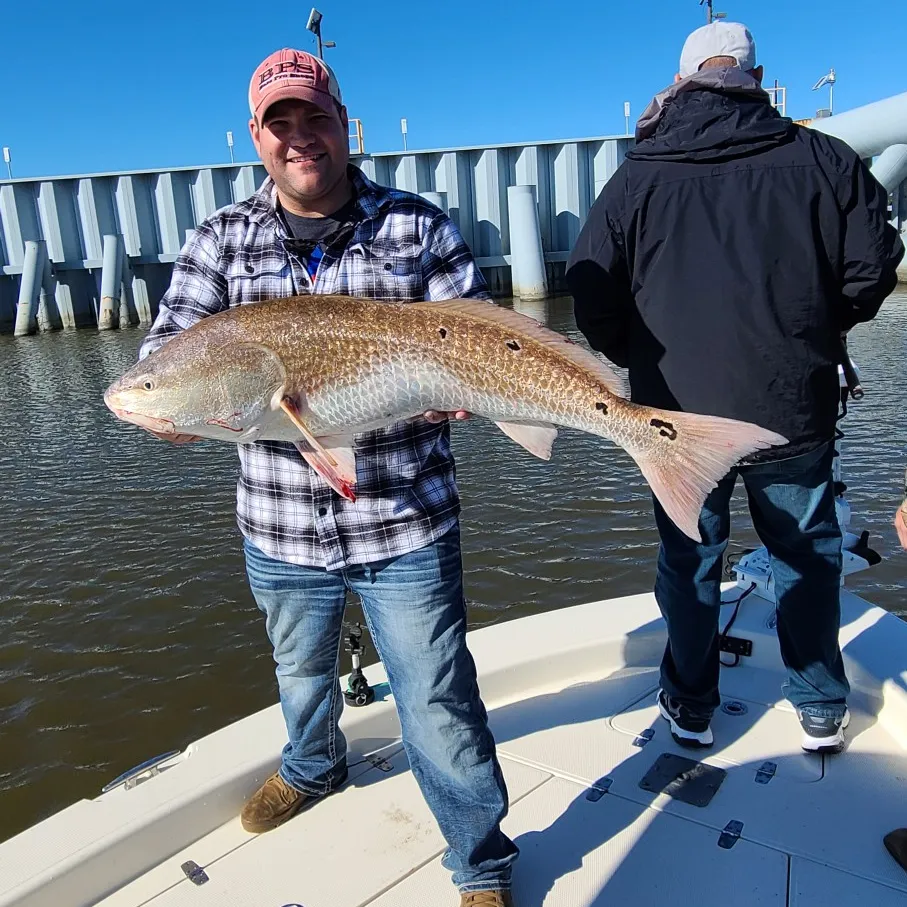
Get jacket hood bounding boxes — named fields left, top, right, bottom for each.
left=629, top=68, right=794, bottom=163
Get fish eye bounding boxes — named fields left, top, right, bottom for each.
left=142, top=379, right=155, bottom=391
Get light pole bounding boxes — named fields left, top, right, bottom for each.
left=2, top=147, right=10, bottom=179
left=699, top=0, right=726, bottom=23
left=306, top=8, right=336, bottom=59
left=624, top=101, right=631, bottom=136
left=812, top=68, right=836, bottom=116
left=401, top=117, right=408, bottom=151
left=226, top=131, right=234, bottom=164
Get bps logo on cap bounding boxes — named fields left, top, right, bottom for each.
left=249, top=49, right=343, bottom=120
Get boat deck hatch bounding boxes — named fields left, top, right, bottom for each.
left=638, top=752, right=728, bottom=807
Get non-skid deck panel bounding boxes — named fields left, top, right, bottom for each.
left=803, top=718, right=907, bottom=893
left=789, top=857, right=907, bottom=906
left=490, top=665, right=661, bottom=777
left=94, top=743, right=406, bottom=907
left=128, top=753, right=549, bottom=907
left=716, top=664, right=795, bottom=711
left=365, top=776, right=789, bottom=906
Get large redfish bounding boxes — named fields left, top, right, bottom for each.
left=104, top=295, right=786, bottom=540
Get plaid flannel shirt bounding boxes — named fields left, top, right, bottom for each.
left=139, top=166, right=491, bottom=570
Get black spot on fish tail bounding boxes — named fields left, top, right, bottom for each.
left=595, top=401, right=608, bottom=414
left=438, top=327, right=448, bottom=339
left=650, top=418, right=678, bottom=441
left=506, top=340, right=521, bottom=351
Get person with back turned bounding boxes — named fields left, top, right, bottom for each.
left=566, top=21, right=904, bottom=754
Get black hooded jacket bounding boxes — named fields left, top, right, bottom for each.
left=566, top=76, right=904, bottom=458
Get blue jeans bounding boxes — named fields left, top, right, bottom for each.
left=243, top=526, right=518, bottom=892
left=653, top=441, right=849, bottom=720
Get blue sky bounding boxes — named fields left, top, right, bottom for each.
left=3, top=0, right=905, bottom=179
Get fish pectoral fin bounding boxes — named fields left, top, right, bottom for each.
left=494, top=421, right=558, bottom=460
left=279, top=396, right=341, bottom=467
left=314, top=436, right=357, bottom=485
left=294, top=441, right=358, bottom=503
left=280, top=396, right=358, bottom=500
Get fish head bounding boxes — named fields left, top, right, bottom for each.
left=104, top=338, right=288, bottom=440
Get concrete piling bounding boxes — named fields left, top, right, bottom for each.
left=13, top=241, right=47, bottom=337
left=507, top=185, right=548, bottom=300
left=127, top=257, right=152, bottom=325
left=116, top=243, right=134, bottom=328
left=35, top=254, right=57, bottom=332
left=98, top=234, right=122, bottom=330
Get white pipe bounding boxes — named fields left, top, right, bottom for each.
left=897, top=181, right=907, bottom=284
left=870, top=145, right=907, bottom=193
left=808, top=92, right=907, bottom=159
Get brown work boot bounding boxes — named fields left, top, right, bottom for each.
left=240, top=771, right=312, bottom=833
left=459, top=891, right=514, bottom=907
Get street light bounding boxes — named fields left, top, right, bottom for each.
left=226, top=130, right=234, bottom=164
left=699, top=0, right=726, bottom=23
left=2, top=147, right=10, bottom=179
left=812, top=68, right=836, bottom=116
left=400, top=117, right=408, bottom=151
left=306, top=8, right=336, bottom=59
left=624, top=101, right=631, bottom=136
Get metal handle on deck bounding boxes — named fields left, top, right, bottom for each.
left=101, top=749, right=181, bottom=794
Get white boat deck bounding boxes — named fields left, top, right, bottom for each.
left=2, top=584, right=907, bottom=907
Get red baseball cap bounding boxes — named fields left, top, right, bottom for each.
left=248, top=48, right=343, bottom=121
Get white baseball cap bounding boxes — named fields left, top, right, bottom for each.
left=679, top=21, right=757, bottom=78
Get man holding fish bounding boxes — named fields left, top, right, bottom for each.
left=118, top=48, right=520, bottom=907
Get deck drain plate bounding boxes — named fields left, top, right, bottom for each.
left=639, top=752, right=727, bottom=807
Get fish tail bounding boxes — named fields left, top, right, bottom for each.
left=629, top=408, right=787, bottom=542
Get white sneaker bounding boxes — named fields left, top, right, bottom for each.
left=658, top=689, right=714, bottom=748
left=798, top=708, right=850, bottom=753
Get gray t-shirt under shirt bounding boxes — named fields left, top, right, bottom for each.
left=282, top=199, right=357, bottom=280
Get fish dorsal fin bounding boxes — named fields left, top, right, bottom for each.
left=410, top=299, right=626, bottom=397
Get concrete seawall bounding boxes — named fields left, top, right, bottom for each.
left=2, top=121, right=905, bottom=335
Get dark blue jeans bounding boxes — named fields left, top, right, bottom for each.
left=243, top=525, right=518, bottom=893
left=653, top=441, right=849, bottom=720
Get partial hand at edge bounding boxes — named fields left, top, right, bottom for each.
left=422, top=410, right=471, bottom=424
left=895, top=506, right=907, bottom=550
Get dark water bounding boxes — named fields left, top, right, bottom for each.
left=1, top=292, right=905, bottom=844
